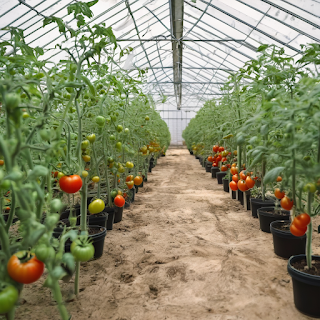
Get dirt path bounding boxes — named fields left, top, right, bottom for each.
left=15, top=148, right=318, bottom=320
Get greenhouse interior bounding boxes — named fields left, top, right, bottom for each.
left=1, top=0, right=320, bottom=319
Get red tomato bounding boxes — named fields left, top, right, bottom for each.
left=280, top=196, right=293, bottom=211
left=216, top=155, right=222, bottom=162
left=274, top=188, right=285, bottom=199
left=290, top=224, right=307, bottom=237
left=238, top=180, right=248, bottom=192
left=232, top=174, right=239, bottom=183
left=134, top=176, right=143, bottom=186
left=245, top=176, right=255, bottom=189
left=208, top=156, right=214, bottom=163
left=276, top=176, right=282, bottom=182
left=59, top=175, right=83, bottom=193
left=212, top=145, right=219, bottom=153
left=230, top=167, right=238, bottom=175
left=239, top=171, right=246, bottom=180
left=7, top=252, right=44, bottom=284
left=218, top=146, right=224, bottom=152
left=221, top=165, right=228, bottom=172
left=212, top=162, right=218, bottom=167
left=229, top=181, right=238, bottom=191
left=227, top=164, right=231, bottom=168
left=126, top=175, right=134, bottom=182
left=221, top=157, right=227, bottom=162
left=126, top=180, right=134, bottom=189
left=292, top=213, right=310, bottom=230
left=114, top=195, right=125, bottom=207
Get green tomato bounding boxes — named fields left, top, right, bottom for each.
left=95, top=116, right=106, bottom=126
left=111, top=115, right=117, bottom=122
left=125, top=161, right=134, bottom=169
left=99, top=89, right=106, bottom=95
left=45, top=214, right=60, bottom=229
left=107, top=157, right=114, bottom=163
left=96, top=84, right=103, bottom=90
left=71, top=238, right=95, bottom=262
left=84, top=94, right=89, bottom=100
left=40, top=129, right=50, bottom=141
left=111, top=190, right=118, bottom=198
left=35, top=72, right=45, bottom=79
left=116, top=125, right=123, bottom=133
left=303, top=183, right=316, bottom=193
left=124, top=128, right=129, bottom=134
left=0, top=180, right=11, bottom=190
left=81, top=140, right=89, bottom=150
left=35, top=245, right=56, bottom=262
left=0, top=283, right=19, bottom=314
left=87, top=134, right=96, bottom=143
left=118, top=165, right=125, bottom=173
left=109, top=135, right=116, bottom=141
left=88, top=199, right=105, bottom=214
left=115, top=142, right=122, bottom=151
left=5, top=93, right=20, bottom=111
left=145, top=116, right=150, bottom=121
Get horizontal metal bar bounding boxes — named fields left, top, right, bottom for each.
left=136, top=67, right=234, bottom=70
left=116, top=38, right=245, bottom=42
left=147, top=81, right=225, bottom=84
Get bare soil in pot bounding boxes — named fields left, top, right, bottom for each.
left=15, top=149, right=320, bottom=320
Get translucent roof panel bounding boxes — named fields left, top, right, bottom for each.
left=1, top=0, right=319, bottom=145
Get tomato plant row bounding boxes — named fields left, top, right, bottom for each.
left=183, top=44, right=320, bottom=271
left=0, top=1, right=170, bottom=319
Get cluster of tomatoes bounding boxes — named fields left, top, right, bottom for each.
left=273, top=176, right=313, bottom=237
left=229, top=166, right=257, bottom=192
left=208, top=145, right=230, bottom=169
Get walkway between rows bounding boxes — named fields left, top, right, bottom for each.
left=16, top=148, right=309, bottom=320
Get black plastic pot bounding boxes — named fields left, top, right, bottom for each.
left=87, top=212, right=108, bottom=228
left=114, top=206, right=124, bottom=223
left=216, top=172, right=226, bottom=184
left=124, top=201, right=130, bottom=208
left=238, top=190, right=244, bottom=205
left=52, top=225, right=106, bottom=259
left=189, top=150, right=193, bottom=155
left=211, top=167, right=220, bottom=178
left=105, top=207, right=115, bottom=230
left=270, top=220, right=306, bottom=258
left=245, top=192, right=251, bottom=210
left=250, top=197, right=275, bottom=218
left=205, top=161, right=212, bottom=173
left=232, top=190, right=236, bottom=199
left=288, top=254, right=320, bottom=318
left=257, top=207, right=290, bottom=233
left=222, top=178, right=229, bottom=192
left=88, top=225, right=107, bottom=259
left=130, top=187, right=135, bottom=202
left=60, top=206, right=81, bottom=220
left=195, top=155, right=200, bottom=160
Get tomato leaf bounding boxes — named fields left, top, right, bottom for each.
left=263, top=167, right=285, bottom=184
left=27, top=165, right=49, bottom=180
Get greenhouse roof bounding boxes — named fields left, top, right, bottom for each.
left=1, top=0, right=320, bottom=143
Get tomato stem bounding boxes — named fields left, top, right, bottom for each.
left=52, top=280, right=70, bottom=320
left=74, top=261, right=80, bottom=296
left=306, top=192, right=313, bottom=269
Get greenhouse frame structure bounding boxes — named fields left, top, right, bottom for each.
left=1, top=0, right=320, bottom=144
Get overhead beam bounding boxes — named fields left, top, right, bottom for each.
left=147, top=81, right=224, bottom=84
left=116, top=38, right=245, bottom=42
left=170, top=0, right=184, bottom=110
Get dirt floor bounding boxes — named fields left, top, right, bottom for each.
left=13, top=148, right=320, bottom=320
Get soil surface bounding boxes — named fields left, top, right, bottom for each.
left=292, top=259, right=320, bottom=276
left=13, top=148, right=320, bottom=320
